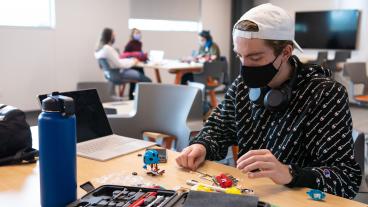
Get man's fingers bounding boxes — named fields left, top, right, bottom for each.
left=248, top=170, right=273, bottom=179
left=187, top=148, right=204, bottom=170
left=187, top=152, right=196, bottom=170
left=240, top=161, right=274, bottom=174
left=193, top=155, right=205, bottom=170
left=236, top=154, right=271, bottom=170
left=176, top=147, right=192, bottom=168
left=236, top=149, right=270, bottom=165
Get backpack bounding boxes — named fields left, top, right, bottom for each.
left=0, top=104, right=38, bottom=165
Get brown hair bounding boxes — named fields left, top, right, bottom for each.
left=234, top=20, right=293, bottom=55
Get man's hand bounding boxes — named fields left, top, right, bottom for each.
left=176, top=144, right=206, bottom=171
left=236, top=149, right=292, bottom=185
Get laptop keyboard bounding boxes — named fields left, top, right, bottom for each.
left=77, top=136, right=134, bottom=154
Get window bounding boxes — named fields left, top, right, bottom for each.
left=128, top=18, right=202, bottom=32
left=129, top=0, right=201, bottom=32
left=0, top=0, right=55, bottom=28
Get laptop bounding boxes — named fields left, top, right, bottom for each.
left=148, top=50, right=165, bottom=63
left=38, top=89, right=155, bottom=161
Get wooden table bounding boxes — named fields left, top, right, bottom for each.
left=0, top=128, right=366, bottom=207
left=139, top=60, right=203, bottom=84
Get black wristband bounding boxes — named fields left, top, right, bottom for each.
left=285, top=164, right=300, bottom=187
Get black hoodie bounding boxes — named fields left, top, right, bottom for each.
left=191, top=55, right=361, bottom=199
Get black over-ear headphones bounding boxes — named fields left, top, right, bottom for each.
left=249, top=56, right=298, bottom=112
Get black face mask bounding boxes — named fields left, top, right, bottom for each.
left=240, top=55, right=281, bottom=88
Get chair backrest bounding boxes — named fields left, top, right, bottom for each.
left=219, top=56, right=230, bottom=85
left=107, top=83, right=203, bottom=151
left=316, top=52, right=328, bottom=65
left=193, top=60, right=227, bottom=86
left=187, top=82, right=206, bottom=102
left=77, top=82, right=115, bottom=103
left=97, top=58, right=123, bottom=84
left=334, top=51, right=351, bottom=62
left=343, top=62, right=368, bottom=85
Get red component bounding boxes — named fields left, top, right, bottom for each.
left=215, top=173, right=233, bottom=188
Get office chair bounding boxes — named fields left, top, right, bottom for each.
left=193, top=59, right=227, bottom=107
left=107, top=83, right=203, bottom=151
left=98, top=58, right=138, bottom=97
left=343, top=62, right=368, bottom=106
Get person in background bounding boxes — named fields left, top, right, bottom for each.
left=94, top=28, right=151, bottom=100
left=120, top=28, right=148, bottom=100
left=181, top=30, right=221, bottom=85
left=197, top=30, right=221, bottom=61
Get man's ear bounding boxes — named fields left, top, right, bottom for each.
left=281, top=44, right=293, bottom=61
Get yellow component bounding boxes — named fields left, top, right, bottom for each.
left=192, top=184, right=215, bottom=192
left=196, top=184, right=215, bottom=192
left=224, top=187, right=242, bottom=195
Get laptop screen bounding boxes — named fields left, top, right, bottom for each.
left=38, top=89, right=113, bottom=143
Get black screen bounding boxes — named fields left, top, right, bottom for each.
left=38, top=89, right=113, bottom=143
left=295, top=10, right=360, bottom=49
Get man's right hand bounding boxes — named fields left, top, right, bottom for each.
left=175, top=144, right=207, bottom=171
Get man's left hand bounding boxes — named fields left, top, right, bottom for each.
left=236, top=149, right=292, bottom=185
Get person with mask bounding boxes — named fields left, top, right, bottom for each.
left=197, top=30, right=221, bottom=62
left=181, top=30, right=221, bottom=84
left=122, top=28, right=148, bottom=61
left=121, top=28, right=148, bottom=100
left=94, top=28, right=151, bottom=100
left=176, top=3, right=361, bottom=199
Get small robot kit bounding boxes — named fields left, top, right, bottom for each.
left=67, top=183, right=271, bottom=207
left=143, top=149, right=166, bottom=176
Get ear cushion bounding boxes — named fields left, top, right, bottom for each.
left=264, top=87, right=289, bottom=112
left=249, top=87, right=270, bottom=105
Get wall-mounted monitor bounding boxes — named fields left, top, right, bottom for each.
left=295, top=10, right=360, bottom=50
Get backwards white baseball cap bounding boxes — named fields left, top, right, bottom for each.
left=233, top=3, right=303, bottom=52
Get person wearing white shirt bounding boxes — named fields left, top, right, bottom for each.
left=94, top=28, right=151, bottom=99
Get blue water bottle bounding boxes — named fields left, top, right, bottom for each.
left=38, top=93, right=77, bottom=207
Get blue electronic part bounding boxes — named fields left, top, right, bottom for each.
left=306, top=189, right=326, bottom=201
left=143, top=149, right=160, bottom=168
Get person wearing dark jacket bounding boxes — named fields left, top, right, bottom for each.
left=176, top=3, right=361, bottom=199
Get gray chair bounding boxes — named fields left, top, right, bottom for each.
left=335, top=51, right=351, bottom=62
left=193, top=60, right=227, bottom=107
left=325, top=51, right=351, bottom=73
left=352, top=130, right=368, bottom=192
left=107, top=83, right=203, bottom=151
left=98, top=58, right=138, bottom=97
left=219, top=56, right=230, bottom=88
left=308, top=51, right=328, bottom=65
left=187, top=82, right=211, bottom=115
left=344, top=62, right=368, bottom=95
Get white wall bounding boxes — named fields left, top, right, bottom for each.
left=254, top=0, right=368, bottom=62
left=0, top=0, right=232, bottom=111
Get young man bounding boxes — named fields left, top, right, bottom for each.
left=176, top=3, right=361, bottom=199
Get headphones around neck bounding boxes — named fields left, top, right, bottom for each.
left=249, top=56, right=299, bottom=112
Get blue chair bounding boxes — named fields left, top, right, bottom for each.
left=98, top=58, right=138, bottom=97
